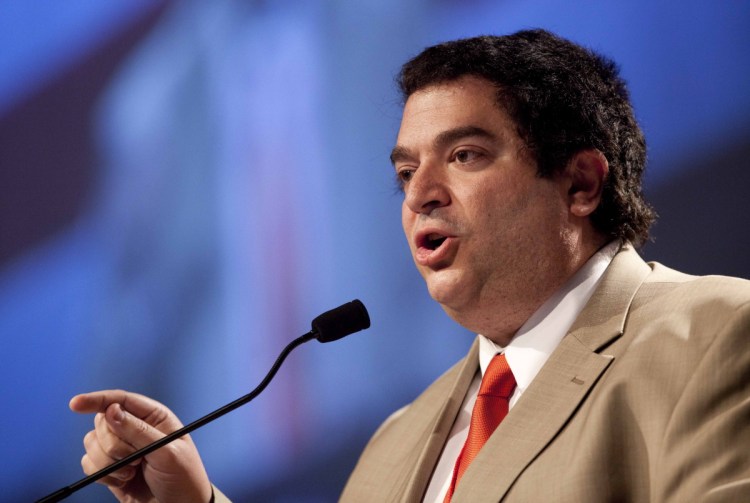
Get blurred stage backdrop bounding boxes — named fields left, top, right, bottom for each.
left=1, top=1, right=748, bottom=501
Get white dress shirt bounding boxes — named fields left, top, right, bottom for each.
left=422, top=242, right=619, bottom=503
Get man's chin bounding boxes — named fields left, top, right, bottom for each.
left=425, top=271, right=471, bottom=310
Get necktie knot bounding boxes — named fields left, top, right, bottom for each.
left=478, top=353, right=516, bottom=398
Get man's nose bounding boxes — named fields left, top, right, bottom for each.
left=403, top=164, right=450, bottom=214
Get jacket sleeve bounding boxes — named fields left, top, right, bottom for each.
left=655, top=300, right=750, bottom=502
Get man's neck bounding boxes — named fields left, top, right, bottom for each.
left=452, top=238, right=613, bottom=346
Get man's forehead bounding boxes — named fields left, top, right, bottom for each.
left=397, top=78, right=508, bottom=131
left=391, top=81, right=516, bottom=166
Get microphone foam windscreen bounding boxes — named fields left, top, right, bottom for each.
left=311, top=299, right=371, bottom=343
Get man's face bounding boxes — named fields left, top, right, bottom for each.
left=393, top=76, right=575, bottom=337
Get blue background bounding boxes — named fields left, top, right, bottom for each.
left=1, top=1, right=749, bottom=501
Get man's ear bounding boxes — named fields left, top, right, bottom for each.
left=565, top=149, right=609, bottom=217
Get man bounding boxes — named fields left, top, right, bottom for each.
left=70, top=30, right=750, bottom=502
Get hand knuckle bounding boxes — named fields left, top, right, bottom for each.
left=83, top=430, right=95, bottom=449
left=81, top=455, right=94, bottom=475
left=134, top=418, right=150, bottom=434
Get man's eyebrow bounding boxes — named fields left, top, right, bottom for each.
left=389, top=125, right=497, bottom=167
left=433, top=125, right=497, bottom=150
left=390, top=145, right=415, bottom=167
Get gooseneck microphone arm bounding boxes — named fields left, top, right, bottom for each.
left=36, top=300, right=370, bottom=503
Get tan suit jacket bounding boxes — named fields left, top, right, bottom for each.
left=340, top=245, right=750, bottom=502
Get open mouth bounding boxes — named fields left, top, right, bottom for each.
left=421, top=232, right=447, bottom=251
left=414, top=230, right=454, bottom=266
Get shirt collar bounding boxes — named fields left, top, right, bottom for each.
left=478, top=241, right=619, bottom=392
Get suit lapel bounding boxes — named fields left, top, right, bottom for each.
left=453, top=245, right=652, bottom=502
left=401, top=339, right=481, bottom=502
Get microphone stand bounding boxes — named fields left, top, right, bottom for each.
left=37, top=331, right=316, bottom=503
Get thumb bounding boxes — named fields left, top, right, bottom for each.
left=105, top=403, right=169, bottom=451
left=102, top=403, right=211, bottom=503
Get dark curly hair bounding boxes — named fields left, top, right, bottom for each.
left=397, top=29, right=656, bottom=247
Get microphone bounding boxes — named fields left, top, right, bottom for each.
left=312, top=299, right=370, bottom=342
left=36, top=300, right=370, bottom=503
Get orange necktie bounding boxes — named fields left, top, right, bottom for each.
left=443, top=353, right=516, bottom=502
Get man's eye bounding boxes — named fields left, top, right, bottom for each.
left=395, top=169, right=415, bottom=189
left=454, top=150, right=480, bottom=163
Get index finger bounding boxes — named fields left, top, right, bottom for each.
left=69, top=390, right=162, bottom=419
